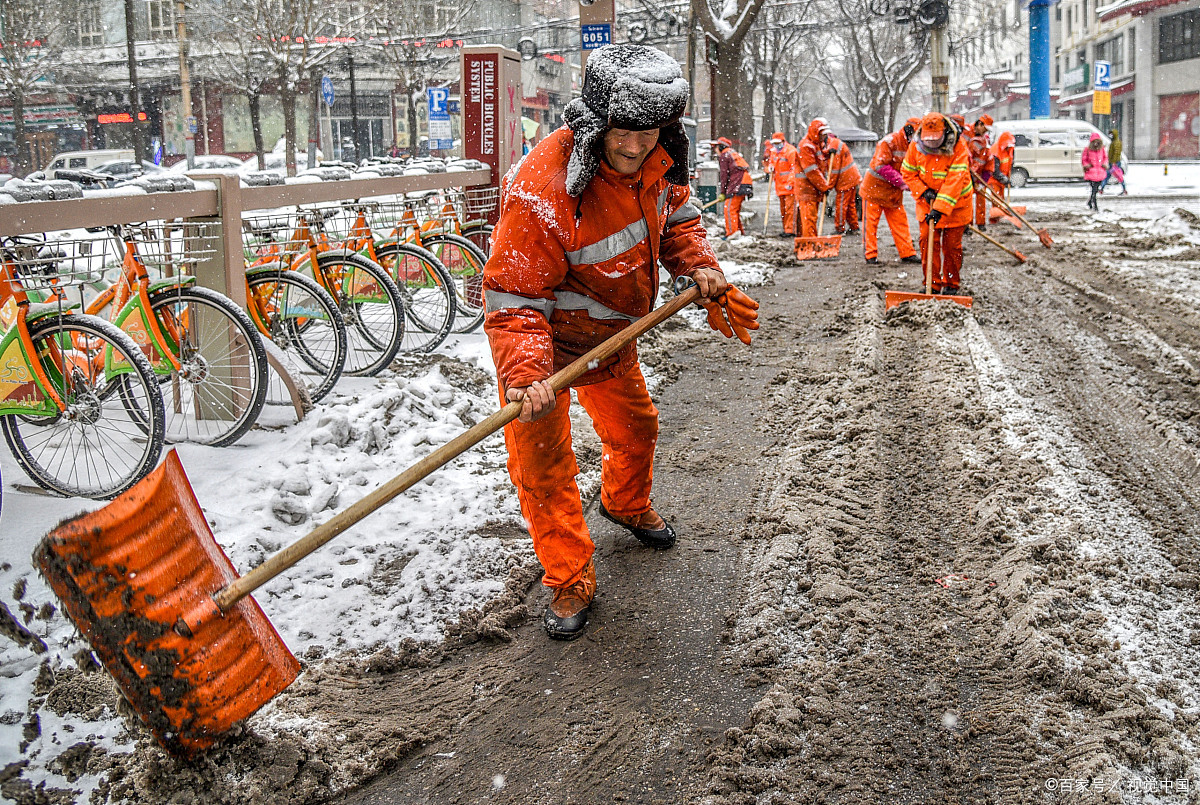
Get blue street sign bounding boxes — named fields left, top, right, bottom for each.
left=321, top=76, right=335, bottom=107
left=427, top=87, right=452, bottom=152
left=581, top=24, right=611, bottom=51
left=1093, top=60, right=1110, bottom=90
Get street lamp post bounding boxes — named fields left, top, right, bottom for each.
left=122, top=0, right=147, bottom=163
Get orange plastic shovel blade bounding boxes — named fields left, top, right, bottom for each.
left=794, top=235, right=842, bottom=261
left=884, top=290, right=974, bottom=310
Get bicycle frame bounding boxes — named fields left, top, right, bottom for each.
left=247, top=213, right=388, bottom=306
left=0, top=252, right=77, bottom=417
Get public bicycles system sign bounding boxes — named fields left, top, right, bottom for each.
left=463, top=53, right=499, bottom=159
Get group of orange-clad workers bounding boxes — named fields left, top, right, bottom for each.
left=759, top=112, right=1017, bottom=295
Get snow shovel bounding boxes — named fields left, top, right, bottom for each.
left=794, top=166, right=841, bottom=261
left=973, top=170, right=1053, bottom=248
left=968, top=224, right=1027, bottom=263
left=762, top=174, right=772, bottom=234
left=884, top=222, right=973, bottom=310
left=34, top=283, right=705, bottom=758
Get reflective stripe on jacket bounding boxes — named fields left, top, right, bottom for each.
left=860, top=130, right=909, bottom=208
left=901, top=116, right=974, bottom=228
left=483, top=126, right=719, bottom=390
left=766, top=142, right=798, bottom=195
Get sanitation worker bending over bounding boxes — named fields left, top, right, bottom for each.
left=483, top=44, right=759, bottom=641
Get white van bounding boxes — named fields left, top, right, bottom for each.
left=44, top=149, right=135, bottom=179
left=991, top=119, right=1109, bottom=187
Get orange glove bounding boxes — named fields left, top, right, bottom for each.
left=700, top=284, right=760, bottom=345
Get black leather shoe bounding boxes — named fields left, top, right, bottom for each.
left=900, top=255, right=922, bottom=264
left=599, top=502, right=676, bottom=550
left=865, top=256, right=879, bottom=264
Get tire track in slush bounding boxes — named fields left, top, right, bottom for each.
left=703, top=282, right=1194, bottom=803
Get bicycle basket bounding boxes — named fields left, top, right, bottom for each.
left=464, top=186, right=500, bottom=216
left=126, top=223, right=218, bottom=277
left=5, top=236, right=111, bottom=290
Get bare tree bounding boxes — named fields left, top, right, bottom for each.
left=743, top=0, right=816, bottom=144
left=810, top=0, right=929, bottom=133
left=365, top=0, right=470, bottom=156
left=690, top=0, right=770, bottom=152
left=0, top=0, right=71, bottom=175
left=201, top=9, right=276, bottom=168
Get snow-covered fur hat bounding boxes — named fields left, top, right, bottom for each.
left=562, top=44, right=691, bottom=196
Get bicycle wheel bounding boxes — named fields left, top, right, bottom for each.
left=374, top=242, right=455, bottom=353
left=424, top=234, right=486, bottom=334
left=247, top=269, right=347, bottom=406
left=313, top=250, right=405, bottom=377
left=460, top=222, right=494, bottom=258
left=147, top=285, right=268, bottom=447
left=2, top=314, right=165, bottom=499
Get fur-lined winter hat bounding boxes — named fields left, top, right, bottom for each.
left=562, top=44, right=691, bottom=196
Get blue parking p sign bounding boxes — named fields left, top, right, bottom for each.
left=1093, top=60, right=1111, bottom=91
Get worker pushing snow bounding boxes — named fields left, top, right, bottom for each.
left=482, top=44, right=760, bottom=641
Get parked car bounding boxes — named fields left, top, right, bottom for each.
left=44, top=149, right=135, bottom=179
left=991, top=119, right=1110, bottom=187
left=91, top=159, right=168, bottom=185
left=238, top=152, right=315, bottom=177
left=168, top=155, right=245, bottom=172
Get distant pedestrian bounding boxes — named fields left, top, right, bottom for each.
left=715, top=137, right=752, bottom=238
left=1101, top=128, right=1127, bottom=195
left=1082, top=133, right=1109, bottom=211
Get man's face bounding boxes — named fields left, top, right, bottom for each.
left=772, top=141, right=783, bottom=151
left=602, top=128, right=660, bottom=174
left=974, top=122, right=987, bottom=136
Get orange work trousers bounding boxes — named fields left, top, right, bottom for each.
left=724, top=195, right=744, bottom=236
left=796, top=198, right=821, bottom=238
left=863, top=201, right=916, bottom=260
left=974, top=188, right=988, bottom=226
left=917, top=223, right=965, bottom=291
left=834, top=189, right=859, bottom=232
left=501, top=364, right=658, bottom=590
left=776, top=194, right=796, bottom=235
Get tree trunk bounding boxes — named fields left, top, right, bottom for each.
left=307, top=68, right=319, bottom=168
left=712, top=42, right=748, bottom=151
left=761, top=75, right=775, bottom=143
left=249, top=92, right=265, bottom=170
left=13, top=89, right=30, bottom=176
left=281, top=68, right=297, bottom=176
left=406, top=83, right=419, bottom=155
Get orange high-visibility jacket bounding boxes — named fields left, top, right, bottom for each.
left=793, top=119, right=833, bottom=199
left=860, top=129, right=910, bottom=208
left=966, top=131, right=992, bottom=175
left=901, top=115, right=974, bottom=228
left=765, top=142, right=798, bottom=195
left=483, top=127, right=719, bottom=391
left=830, top=138, right=861, bottom=190
left=990, top=130, right=1015, bottom=178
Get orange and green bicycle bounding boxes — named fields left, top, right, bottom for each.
left=1, top=234, right=165, bottom=498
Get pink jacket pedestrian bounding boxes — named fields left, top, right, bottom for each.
left=1081, top=134, right=1109, bottom=182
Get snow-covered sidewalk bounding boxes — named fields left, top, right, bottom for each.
left=1010, top=161, right=1200, bottom=202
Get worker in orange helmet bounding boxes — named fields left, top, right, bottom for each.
left=950, top=113, right=967, bottom=134
left=826, top=134, right=862, bottom=235
left=483, top=44, right=759, bottom=641
left=714, top=136, right=752, bottom=238
left=901, top=112, right=974, bottom=295
left=764, top=132, right=799, bottom=237
left=792, top=118, right=835, bottom=240
left=860, top=117, right=921, bottom=265
left=988, top=129, right=1016, bottom=203
left=966, top=114, right=994, bottom=229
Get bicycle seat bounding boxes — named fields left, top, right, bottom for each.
left=242, top=217, right=289, bottom=237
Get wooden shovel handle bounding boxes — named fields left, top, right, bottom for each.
left=968, top=224, right=1026, bottom=262
left=214, top=284, right=704, bottom=611
left=973, top=170, right=1030, bottom=226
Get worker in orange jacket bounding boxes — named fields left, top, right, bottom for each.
left=483, top=45, right=759, bottom=641
left=793, top=118, right=834, bottom=239
left=764, top=132, right=799, bottom=236
left=966, top=114, right=994, bottom=228
left=988, top=129, right=1016, bottom=202
left=715, top=136, right=752, bottom=238
left=827, top=135, right=862, bottom=234
left=860, top=117, right=921, bottom=265
left=901, top=112, right=974, bottom=294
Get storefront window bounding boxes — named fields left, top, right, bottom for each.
left=1159, top=9, right=1200, bottom=65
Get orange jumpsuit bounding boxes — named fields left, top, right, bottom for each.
left=718, top=146, right=750, bottom=237
left=766, top=140, right=799, bottom=235
left=966, top=129, right=992, bottom=226
left=483, top=127, right=720, bottom=590
left=860, top=129, right=916, bottom=261
left=988, top=131, right=1016, bottom=205
left=901, top=115, right=974, bottom=293
left=829, top=137, right=862, bottom=233
left=793, top=119, right=833, bottom=238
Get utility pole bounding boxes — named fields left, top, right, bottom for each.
left=345, top=51, right=362, bottom=162
left=175, top=0, right=195, bottom=167
left=930, top=22, right=950, bottom=112
left=1028, top=0, right=1053, bottom=118
left=122, top=0, right=147, bottom=163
